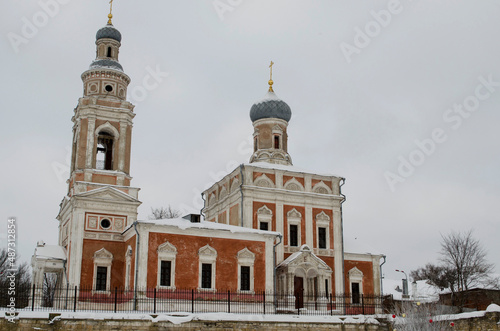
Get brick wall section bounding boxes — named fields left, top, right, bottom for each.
left=0, top=318, right=389, bottom=330
left=146, top=233, right=267, bottom=290
left=344, top=260, right=375, bottom=295
left=252, top=202, right=276, bottom=231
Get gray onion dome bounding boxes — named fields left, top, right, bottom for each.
left=250, top=91, right=292, bottom=122
left=96, top=24, right=122, bottom=42
left=89, top=59, right=123, bottom=72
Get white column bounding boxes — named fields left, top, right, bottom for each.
left=333, top=209, right=344, bottom=294
left=305, top=206, right=313, bottom=247
left=276, top=201, right=284, bottom=262
left=118, top=121, right=127, bottom=173
left=85, top=117, right=96, bottom=169
left=265, top=237, right=274, bottom=292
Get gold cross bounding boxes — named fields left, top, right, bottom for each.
left=108, top=0, right=114, bottom=24
left=268, top=61, right=275, bottom=92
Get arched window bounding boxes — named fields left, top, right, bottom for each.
left=274, top=135, right=280, bottom=149
left=107, top=47, right=112, bottom=58
left=96, top=132, right=114, bottom=170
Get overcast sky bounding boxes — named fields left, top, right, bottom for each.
left=1, top=0, right=499, bottom=286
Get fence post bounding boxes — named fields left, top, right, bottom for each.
left=191, top=289, right=194, bottom=314
left=73, top=286, right=77, bottom=312
left=114, top=287, right=118, bottom=313
left=362, top=294, right=365, bottom=315
left=227, top=290, right=230, bottom=314
left=330, top=294, right=333, bottom=316
left=263, top=291, right=266, bottom=315
left=31, top=284, right=35, bottom=311
left=154, top=288, right=157, bottom=314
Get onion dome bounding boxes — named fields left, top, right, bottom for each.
left=250, top=91, right=292, bottom=122
left=89, top=59, right=123, bottom=72
left=96, top=24, right=122, bottom=42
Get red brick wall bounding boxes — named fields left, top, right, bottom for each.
left=312, top=208, right=334, bottom=249
left=252, top=202, right=276, bottom=231
left=344, top=260, right=375, bottom=295
left=147, top=232, right=267, bottom=291
left=283, top=205, right=306, bottom=246
left=80, top=240, right=128, bottom=289
left=253, top=172, right=276, bottom=184
left=283, top=176, right=304, bottom=187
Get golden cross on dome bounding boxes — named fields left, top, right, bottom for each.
left=108, top=0, right=114, bottom=25
left=268, top=61, right=274, bottom=92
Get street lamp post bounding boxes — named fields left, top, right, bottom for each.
left=396, top=269, right=409, bottom=299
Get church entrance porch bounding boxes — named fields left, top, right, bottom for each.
left=277, top=245, right=332, bottom=312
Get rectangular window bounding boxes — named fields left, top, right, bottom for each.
left=274, top=135, right=280, bottom=149
left=160, top=260, right=172, bottom=287
left=318, top=227, right=326, bottom=249
left=351, top=282, right=360, bottom=304
left=96, top=266, right=107, bottom=291
left=240, top=266, right=250, bottom=291
left=201, top=263, right=212, bottom=289
left=325, top=279, right=329, bottom=297
left=260, top=222, right=269, bottom=231
left=290, top=224, right=298, bottom=247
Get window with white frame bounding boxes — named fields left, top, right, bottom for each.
left=237, top=248, right=255, bottom=293
left=316, top=211, right=330, bottom=250
left=348, top=267, right=364, bottom=304
left=198, top=245, right=217, bottom=290
left=287, top=209, right=302, bottom=247
left=257, top=205, right=273, bottom=231
left=93, top=248, right=113, bottom=293
left=157, top=241, right=177, bottom=289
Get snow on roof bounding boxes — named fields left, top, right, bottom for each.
left=34, top=245, right=66, bottom=260
left=138, top=217, right=280, bottom=237
left=245, top=162, right=342, bottom=178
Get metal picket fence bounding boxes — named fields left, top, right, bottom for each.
left=0, top=284, right=383, bottom=316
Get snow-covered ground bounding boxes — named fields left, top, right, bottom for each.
left=4, top=304, right=499, bottom=325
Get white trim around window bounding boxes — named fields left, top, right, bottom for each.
left=237, top=248, right=255, bottom=293
left=157, top=241, right=177, bottom=289
left=198, top=245, right=217, bottom=291
left=92, top=248, right=113, bottom=294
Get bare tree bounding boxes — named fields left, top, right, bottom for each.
left=148, top=205, right=181, bottom=220
left=0, top=248, right=31, bottom=308
left=439, top=230, right=493, bottom=293
left=410, top=263, right=455, bottom=291
left=42, top=273, right=58, bottom=307
left=411, top=230, right=495, bottom=312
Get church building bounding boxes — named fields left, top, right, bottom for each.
left=32, top=11, right=384, bottom=311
